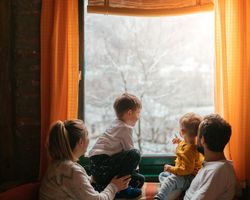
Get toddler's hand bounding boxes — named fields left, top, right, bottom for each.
left=172, top=134, right=181, bottom=144
left=111, top=175, right=131, bottom=192
left=164, top=164, right=172, bottom=172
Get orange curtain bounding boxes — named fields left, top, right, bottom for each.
left=40, top=0, right=79, bottom=178
left=214, top=0, right=250, bottom=183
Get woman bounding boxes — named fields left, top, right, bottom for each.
left=39, top=119, right=130, bottom=200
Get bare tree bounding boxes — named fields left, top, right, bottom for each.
left=85, top=13, right=214, bottom=153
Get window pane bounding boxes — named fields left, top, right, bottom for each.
left=85, top=12, right=214, bottom=154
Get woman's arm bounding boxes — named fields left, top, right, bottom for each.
left=65, top=165, right=117, bottom=200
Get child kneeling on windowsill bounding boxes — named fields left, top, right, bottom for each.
left=89, top=93, right=145, bottom=199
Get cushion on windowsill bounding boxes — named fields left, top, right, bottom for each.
left=140, top=182, right=183, bottom=200
left=0, top=182, right=40, bottom=200
left=0, top=181, right=183, bottom=200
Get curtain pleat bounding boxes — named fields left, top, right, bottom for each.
left=214, top=0, right=250, bottom=184
left=40, top=0, right=79, bottom=178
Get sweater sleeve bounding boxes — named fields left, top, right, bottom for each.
left=65, top=165, right=118, bottom=200
left=119, top=126, right=134, bottom=150
left=167, top=145, right=196, bottom=176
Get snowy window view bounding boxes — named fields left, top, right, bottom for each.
left=85, top=12, right=214, bottom=154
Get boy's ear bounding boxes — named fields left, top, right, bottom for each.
left=127, top=109, right=132, bottom=115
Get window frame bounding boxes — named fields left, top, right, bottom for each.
left=78, top=1, right=214, bottom=159
left=78, top=0, right=85, bottom=121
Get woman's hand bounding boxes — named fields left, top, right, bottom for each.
left=111, top=175, right=131, bottom=192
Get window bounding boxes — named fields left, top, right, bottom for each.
left=84, top=11, right=214, bottom=154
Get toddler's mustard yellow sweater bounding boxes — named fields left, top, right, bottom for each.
left=168, top=141, right=203, bottom=176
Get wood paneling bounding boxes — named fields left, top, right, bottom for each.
left=0, top=0, right=16, bottom=183
left=0, top=0, right=41, bottom=189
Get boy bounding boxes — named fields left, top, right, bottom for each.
left=155, top=112, right=204, bottom=200
left=89, top=93, right=144, bottom=199
left=184, top=114, right=236, bottom=200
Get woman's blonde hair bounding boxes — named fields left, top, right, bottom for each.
left=47, top=119, right=88, bottom=161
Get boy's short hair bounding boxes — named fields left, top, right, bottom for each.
left=179, top=112, right=202, bottom=137
left=113, top=93, right=141, bottom=119
left=199, top=114, right=231, bottom=152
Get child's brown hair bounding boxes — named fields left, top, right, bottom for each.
left=113, top=93, right=142, bottom=119
left=179, top=112, right=202, bottom=137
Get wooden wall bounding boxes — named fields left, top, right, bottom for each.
left=0, top=0, right=41, bottom=189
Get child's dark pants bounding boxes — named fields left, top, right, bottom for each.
left=90, top=149, right=145, bottom=191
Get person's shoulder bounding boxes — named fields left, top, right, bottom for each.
left=46, top=160, right=87, bottom=182
left=178, top=140, right=186, bottom=147
left=114, top=119, right=133, bottom=132
left=204, top=160, right=235, bottom=174
left=181, top=142, right=197, bottom=153
left=219, top=160, right=235, bottom=173
left=55, top=160, right=85, bottom=173
left=104, top=119, right=131, bottom=134
left=65, top=161, right=89, bottom=179
left=211, top=160, right=234, bottom=168
left=70, top=161, right=86, bottom=171
left=207, top=160, right=236, bottom=186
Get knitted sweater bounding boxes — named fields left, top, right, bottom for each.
left=167, top=141, right=204, bottom=176
left=39, top=160, right=117, bottom=200
left=89, top=119, right=134, bottom=157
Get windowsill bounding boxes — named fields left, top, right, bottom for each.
left=140, top=153, right=176, bottom=182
